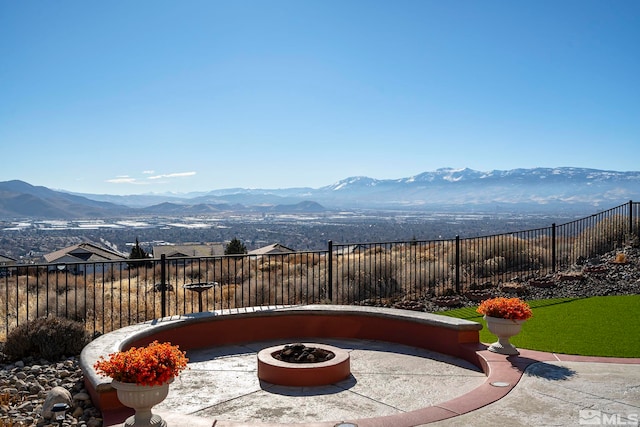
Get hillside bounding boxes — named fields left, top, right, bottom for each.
left=0, top=180, right=129, bottom=219
left=1, top=167, right=640, bottom=219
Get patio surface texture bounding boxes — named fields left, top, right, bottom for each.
left=103, top=338, right=640, bottom=427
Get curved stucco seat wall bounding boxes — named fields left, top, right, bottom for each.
left=80, top=305, right=484, bottom=423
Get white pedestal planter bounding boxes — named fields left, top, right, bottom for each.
left=111, top=379, right=172, bottom=427
left=484, top=315, right=525, bottom=355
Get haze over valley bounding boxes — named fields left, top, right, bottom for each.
left=3, top=166, right=635, bottom=261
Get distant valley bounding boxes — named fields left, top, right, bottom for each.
left=0, top=209, right=575, bottom=262
left=2, top=166, right=636, bottom=261
left=1, top=167, right=639, bottom=220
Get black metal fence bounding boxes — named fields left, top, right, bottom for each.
left=2, top=201, right=638, bottom=339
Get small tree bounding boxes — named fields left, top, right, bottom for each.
left=225, top=238, right=247, bottom=255
left=128, top=238, right=152, bottom=268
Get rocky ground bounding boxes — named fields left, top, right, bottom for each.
left=389, top=246, right=640, bottom=312
left=0, top=357, right=102, bottom=426
left=1, top=247, right=638, bottom=426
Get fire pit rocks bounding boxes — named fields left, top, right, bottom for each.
left=273, top=343, right=335, bottom=363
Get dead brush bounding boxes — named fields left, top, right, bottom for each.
left=0, top=390, right=23, bottom=406
left=286, top=253, right=321, bottom=266
left=573, top=215, right=638, bottom=259
left=614, top=252, right=628, bottom=263
left=363, top=246, right=385, bottom=256
left=215, top=284, right=238, bottom=309
left=183, top=265, right=205, bottom=280
left=0, top=418, right=28, bottom=427
left=258, top=260, right=283, bottom=272
left=416, top=250, right=437, bottom=262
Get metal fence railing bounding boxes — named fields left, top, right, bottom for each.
left=2, top=201, right=638, bottom=339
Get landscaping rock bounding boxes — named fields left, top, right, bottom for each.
left=0, top=357, right=101, bottom=426
left=41, top=386, right=72, bottom=419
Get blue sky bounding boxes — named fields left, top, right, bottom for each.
left=1, top=1, right=638, bottom=195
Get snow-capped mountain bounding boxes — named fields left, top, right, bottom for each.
left=2, top=167, right=640, bottom=218
left=313, top=167, right=640, bottom=209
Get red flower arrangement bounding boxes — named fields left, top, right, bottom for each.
left=94, top=341, right=189, bottom=386
left=476, top=297, right=533, bottom=321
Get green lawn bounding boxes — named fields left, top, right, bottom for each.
left=439, top=295, right=640, bottom=358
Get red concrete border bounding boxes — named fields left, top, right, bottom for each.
left=80, top=305, right=640, bottom=426
left=81, top=306, right=482, bottom=418
left=123, top=310, right=481, bottom=365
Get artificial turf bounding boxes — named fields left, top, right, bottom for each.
left=439, top=295, right=640, bottom=358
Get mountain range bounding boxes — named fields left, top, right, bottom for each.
left=1, top=167, right=639, bottom=219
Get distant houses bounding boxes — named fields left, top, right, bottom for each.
left=0, top=254, right=17, bottom=277
left=35, top=241, right=298, bottom=274
left=0, top=254, right=17, bottom=266
left=43, top=242, right=127, bottom=274
left=248, top=243, right=295, bottom=257
left=152, top=243, right=225, bottom=259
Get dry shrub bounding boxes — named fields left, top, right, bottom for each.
left=286, top=253, right=322, bottom=266
left=572, top=215, right=639, bottom=259
left=36, top=287, right=87, bottom=322
left=198, top=259, right=231, bottom=285
left=335, top=255, right=400, bottom=303
left=258, top=260, right=283, bottom=272
left=219, top=258, right=256, bottom=284
left=528, top=245, right=551, bottom=268
left=278, top=267, right=325, bottom=304
left=184, top=264, right=206, bottom=280
left=454, top=235, right=549, bottom=277
left=452, top=241, right=477, bottom=265
left=286, top=275, right=322, bottom=304
left=396, top=260, right=447, bottom=295
left=235, top=278, right=273, bottom=306
left=481, top=256, right=506, bottom=277
left=416, top=249, right=437, bottom=262
left=3, top=316, right=90, bottom=361
left=104, top=266, right=118, bottom=282
left=364, top=246, right=386, bottom=256
left=214, top=284, right=238, bottom=309
left=149, top=263, right=184, bottom=282
left=233, top=265, right=325, bottom=307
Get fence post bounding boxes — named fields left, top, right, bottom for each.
left=455, top=236, right=460, bottom=293
left=629, top=200, right=634, bottom=241
left=551, top=223, right=556, bottom=273
left=160, top=254, right=167, bottom=318
left=327, top=240, right=333, bottom=302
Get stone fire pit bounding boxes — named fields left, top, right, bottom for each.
left=257, top=342, right=350, bottom=387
